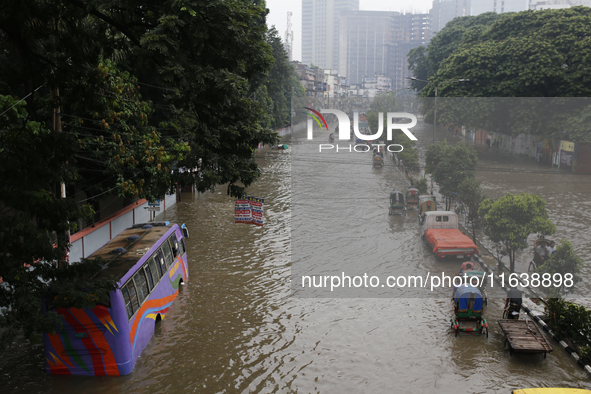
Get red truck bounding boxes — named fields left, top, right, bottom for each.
left=421, top=211, right=478, bottom=260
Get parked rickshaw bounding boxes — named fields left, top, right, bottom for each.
left=389, top=190, right=406, bottom=215
left=418, top=195, right=437, bottom=224
left=528, top=237, right=555, bottom=273
left=373, top=154, right=383, bottom=168
left=451, top=284, right=488, bottom=338
left=406, top=187, right=420, bottom=210
left=455, top=261, right=488, bottom=305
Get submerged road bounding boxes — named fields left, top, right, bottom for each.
left=1, top=120, right=590, bottom=393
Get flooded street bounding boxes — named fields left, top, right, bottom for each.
left=2, top=120, right=591, bottom=393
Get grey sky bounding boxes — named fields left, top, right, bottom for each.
left=265, top=0, right=433, bottom=62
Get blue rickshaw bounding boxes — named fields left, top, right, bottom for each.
left=451, top=284, right=488, bottom=338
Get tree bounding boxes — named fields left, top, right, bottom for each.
left=412, top=7, right=591, bottom=98
left=0, top=0, right=279, bottom=347
left=425, top=142, right=478, bottom=210
left=536, top=239, right=581, bottom=293
left=407, top=13, right=501, bottom=94
left=457, top=177, right=485, bottom=242
left=479, top=193, right=556, bottom=272
left=0, top=96, right=117, bottom=346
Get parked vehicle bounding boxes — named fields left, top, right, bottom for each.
left=422, top=211, right=478, bottom=260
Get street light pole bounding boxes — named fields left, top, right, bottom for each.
left=408, top=77, right=469, bottom=143
left=433, top=85, right=437, bottom=143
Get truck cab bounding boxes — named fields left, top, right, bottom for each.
left=421, top=211, right=459, bottom=236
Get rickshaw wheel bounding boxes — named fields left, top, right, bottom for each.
left=502, top=309, right=508, bottom=319
left=482, top=327, right=488, bottom=338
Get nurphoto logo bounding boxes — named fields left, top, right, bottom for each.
left=305, top=108, right=418, bottom=153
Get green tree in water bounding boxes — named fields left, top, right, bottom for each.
left=479, top=193, right=556, bottom=272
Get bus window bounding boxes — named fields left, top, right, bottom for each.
left=144, top=264, right=154, bottom=290
left=178, top=237, right=186, bottom=256
left=162, top=239, right=174, bottom=268
left=121, top=286, right=133, bottom=319
left=170, top=237, right=179, bottom=258
left=124, top=281, right=140, bottom=319
left=147, top=256, right=160, bottom=285
left=156, top=249, right=166, bottom=277
left=133, top=270, right=150, bottom=305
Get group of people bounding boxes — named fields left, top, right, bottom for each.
left=536, top=240, right=557, bottom=262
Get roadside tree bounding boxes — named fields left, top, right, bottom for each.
left=457, top=177, right=485, bottom=242
left=536, top=239, right=581, bottom=293
left=479, top=193, right=556, bottom=272
left=425, top=142, right=478, bottom=210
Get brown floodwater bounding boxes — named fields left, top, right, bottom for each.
left=1, top=120, right=590, bottom=393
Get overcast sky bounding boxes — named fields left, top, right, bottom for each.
left=265, top=0, right=434, bottom=62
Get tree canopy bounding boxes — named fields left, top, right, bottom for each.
left=479, top=193, right=556, bottom=272
left=425, top=141, right=478, bottom=209
left=409, top=7, right=591, bottom=98
left=0, top=0, right=300, bottom=347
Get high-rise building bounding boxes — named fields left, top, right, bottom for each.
left=338, top=10, right=399, bottom=85
left=430, top=0, right=471, bottom=32
left=301, top=0, right=359, bottom=70
left=388, top=13, right=431, bottom=92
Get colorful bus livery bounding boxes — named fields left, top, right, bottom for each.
left=43, top=222, right=189, bottom=376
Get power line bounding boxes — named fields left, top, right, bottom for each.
left=0, top=85, right=44, bottom=118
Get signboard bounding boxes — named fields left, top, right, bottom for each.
left=234, top=196, right=265, bottom=226
left=234, top=198, right=252, bottom=224
left=560, top=140, right=575, bottom=152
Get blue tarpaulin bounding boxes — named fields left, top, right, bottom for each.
left=453, top=284, right=483, bottom=311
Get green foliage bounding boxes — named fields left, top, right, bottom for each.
left=457, top=177, right=485, bottom=241
left=479, top=193, right=556, bottom=272
left=410, top=7, right=591, bottom=99
left=425, top=142, right=478, bottom=208
left=0, top=0, right=282, bottom=346
left=0, top=97, right=116, bottom=347
left=536, top=239, right=581, bottom=292
left=251, top=27, right=304, bottom=130
left=398, top=143, right=420, bottom=171
left=417, top=177, right=428, bottom=194
left=545, top=298, right=591, bottom=361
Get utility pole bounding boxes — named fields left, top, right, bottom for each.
left=53, top=86, right=70, bottom=266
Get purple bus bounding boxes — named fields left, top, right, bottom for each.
left=43, top=222, right=189, bottom=376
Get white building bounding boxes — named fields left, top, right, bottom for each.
left=302, top=0, right=359, bottom=70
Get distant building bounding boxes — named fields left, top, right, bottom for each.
left=388, top=13, right=431, bottom=92
left=530, top=0, right=573, bottom=9
left=301, top=0, right=359, bottom=70
left=338, top=10, right=399, bottom=85
left=430, top=0, right=471, bottom=32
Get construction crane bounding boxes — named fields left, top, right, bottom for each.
left=285, top=11, right=293, bottom=61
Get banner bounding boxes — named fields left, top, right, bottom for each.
left=234, top=196, right=264, bottom=226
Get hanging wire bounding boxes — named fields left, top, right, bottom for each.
left=0, top=85, right=44, bottom=118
